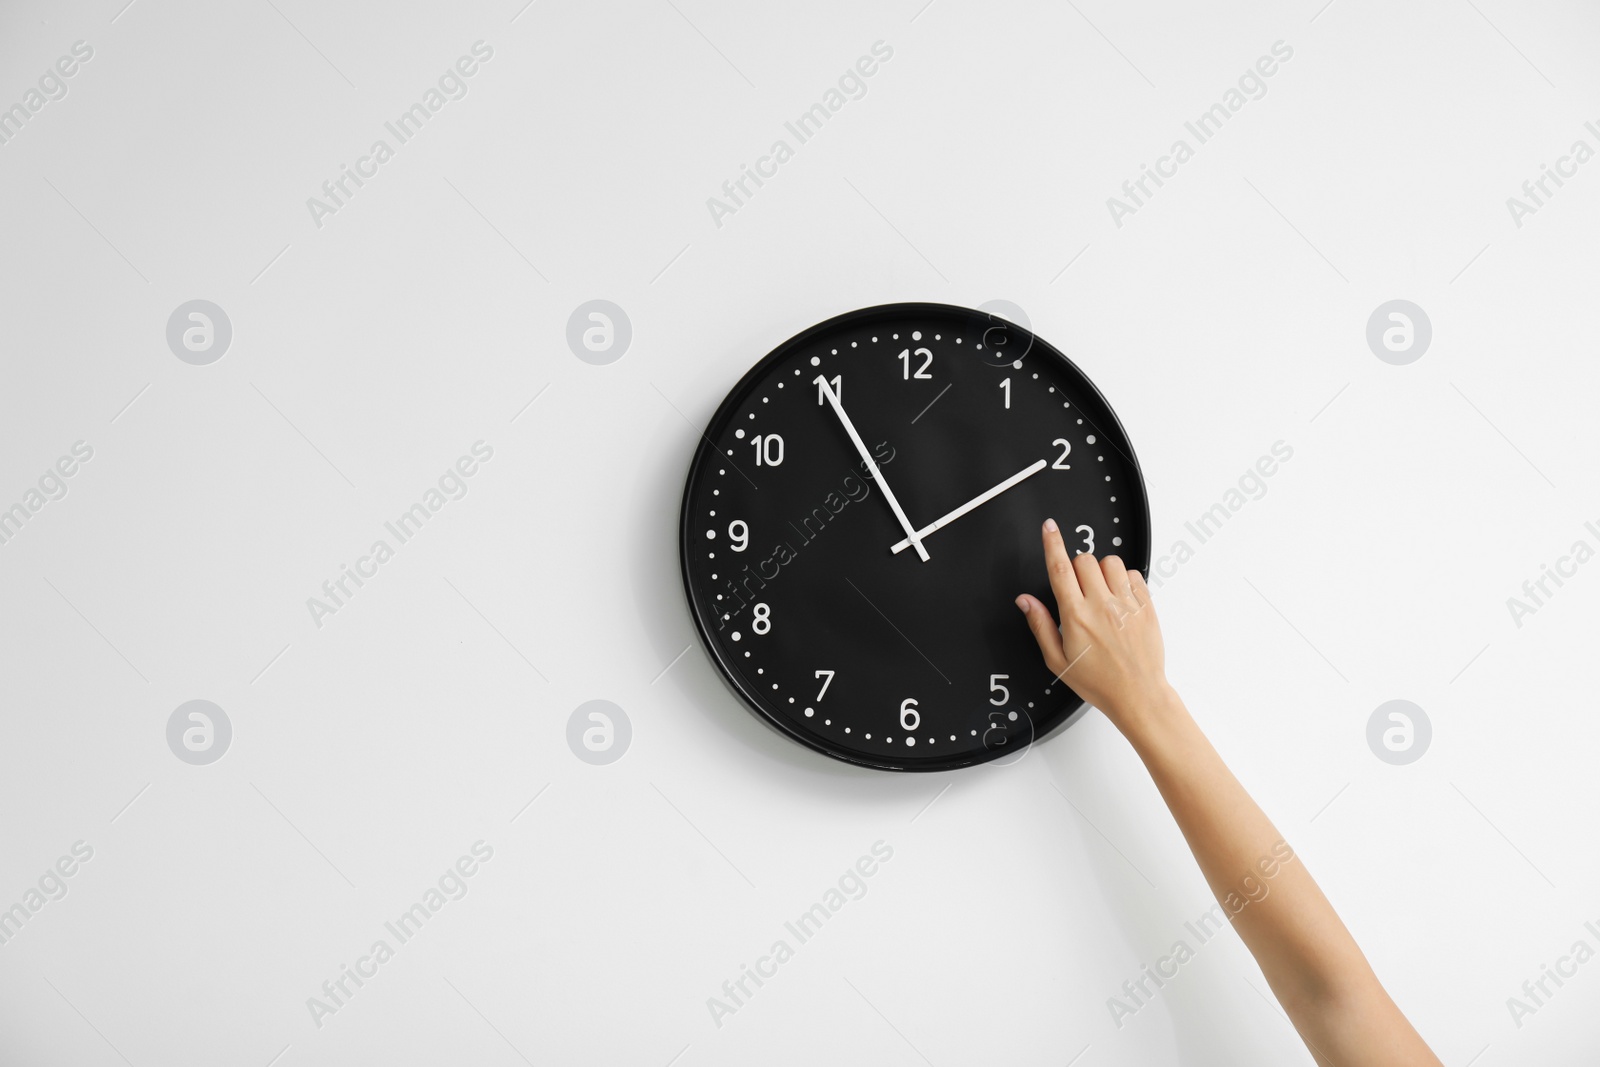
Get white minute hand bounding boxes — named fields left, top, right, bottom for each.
left=813, top=375, right=930, bottom=562
left=891, top=459, right=1048, bottom=554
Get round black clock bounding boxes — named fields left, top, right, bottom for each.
left=678, top=303, right=1150, bottom=772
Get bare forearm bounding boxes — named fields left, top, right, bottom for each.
left=1124, top=688, right=1440, bottom=1065
left=1016, top=529, right=1438, bottom=1062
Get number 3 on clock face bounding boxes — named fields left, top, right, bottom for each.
left=678, top=303, right=1151, bottom=771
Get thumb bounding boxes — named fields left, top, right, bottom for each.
left=1016, top=594, right=1067, bottom=678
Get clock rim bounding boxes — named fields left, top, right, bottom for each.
left=676, top=301, right=1153, bottom=773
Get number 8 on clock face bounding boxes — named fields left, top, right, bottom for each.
left=678, top=303, right=1151, bottom=772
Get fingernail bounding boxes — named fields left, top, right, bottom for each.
left=1043, top=518, right=1058, bottom=533
left=1014, top=595, right=1029, bottom=612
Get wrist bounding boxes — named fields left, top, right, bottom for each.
left=1109, top=682, right=1189, bottom=750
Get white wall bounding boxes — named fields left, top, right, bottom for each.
left=1, top=0, right=1597, bottom=1063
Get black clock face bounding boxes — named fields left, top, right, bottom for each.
left=679, top=303, right=1150, bottom=772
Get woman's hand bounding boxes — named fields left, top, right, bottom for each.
left=1016, top=518, right=1443, bottom=1065
left=1014, top=518, right=1175, bottom=738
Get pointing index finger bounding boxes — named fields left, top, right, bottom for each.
left=1042, top=518, right=1085, bottom=610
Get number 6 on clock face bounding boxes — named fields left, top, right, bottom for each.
left=678, top=303, right=1151, bottom=771
left=899, top=698, right=920, bottom=731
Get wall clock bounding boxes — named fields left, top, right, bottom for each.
left=678, top=303, right=1150, bottom=772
